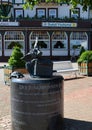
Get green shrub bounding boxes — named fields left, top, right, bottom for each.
left=77, top=50, right=92, bottom=63
left=8, top=46, right=25, bottom=68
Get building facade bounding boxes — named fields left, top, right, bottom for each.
left=0, top=0, right=92, bottom=61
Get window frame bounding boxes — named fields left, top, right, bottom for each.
left=70, top=8, right=80, bottom=19
left=48, top=8, right=58, bottom=19
left=14, top=8, right=24, bottom=19
left=36, top=8, right=46, bottom=19
left=4, top=31, right=25, bottom=50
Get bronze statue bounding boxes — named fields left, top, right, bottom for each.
left=22, top=37, right=53, bottom=77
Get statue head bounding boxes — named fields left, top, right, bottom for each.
left=22, top=37, right=42, bottom=61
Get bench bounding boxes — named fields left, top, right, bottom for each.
left=53, top=61, right=79, bottom=78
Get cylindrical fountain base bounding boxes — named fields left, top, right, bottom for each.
left=10, top=75, right=64, bottom=130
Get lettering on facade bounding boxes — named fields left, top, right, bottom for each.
left=0, top=22, right=19, bottom=26
left=42, top=22, right=77, bottom=27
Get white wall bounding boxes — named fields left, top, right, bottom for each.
left=15, top=0, right=23, bottom=3
left=24, top=7, right=36, bottom=18
left=12, top=3, right=89, bottom=19
left=79, top=5, right=89, bottom=19
left=58, top=4, right=70, bottom=18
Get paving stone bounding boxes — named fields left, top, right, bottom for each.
left=0, top=62, right=92, bottom=130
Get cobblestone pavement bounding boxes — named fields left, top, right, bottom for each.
left=0, top=63, right=92, bottom=130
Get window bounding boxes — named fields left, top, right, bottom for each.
left=36, top=8, right=46, bottom=18
left=70, top=8, right=80, bottom=19
left=30, top=31, right=50, bottom=49
left=48, top=8, right=58, bottom=18
left=70, top=32, right=88, bottom=50
left=52, top=31, right=67, bottom=49
left=14, top=9, right=24, bottom=18
left=70, top=32, right=87, bottom=40
left=4, top=31, right=25, bottom=49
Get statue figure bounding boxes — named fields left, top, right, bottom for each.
left=22, top=37, right=53, bottom=78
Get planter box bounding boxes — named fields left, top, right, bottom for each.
left=4, top=65, right=28, bottom=85
left=78, top=62, right=92, bottom=76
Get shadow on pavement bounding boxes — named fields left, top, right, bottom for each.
left=63, top=118, right=92, bottom=130
left=64, top=76, right=86, bottom=81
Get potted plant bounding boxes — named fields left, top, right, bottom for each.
left=8, top=41, right=23, bottom=49
left=32, top=41, right=47, bottom=48
left=77, top=50, right=92, bottom=76
left=4, top=46, right=28, bottom=85
left=54, top=41, right=65, bottom=48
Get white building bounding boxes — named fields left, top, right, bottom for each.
left=0, top=0, right=92, bottom=61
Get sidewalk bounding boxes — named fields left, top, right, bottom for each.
left=0, top=63, right=92, bottom=130
left=64, top=76, right=92, bottom=129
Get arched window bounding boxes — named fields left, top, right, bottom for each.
left=70, top=32, right=88, bottom=49
left=70, top=32, right=88, bottom=56
left=52, top=31, right=67, bottom=49
left=52, top=31, right=68, bottom=56
left=30, top=31, right=50, bottom=49
left=4, top=31, right=24, bottom=49
left=30, top=31, right=50, bottom=56
left=4, top=31, right=25, bottom=56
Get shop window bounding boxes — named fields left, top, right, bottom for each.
left=70, top=32, right=88, bottom=50
left=71, top=32, right=87, bottom=40
left=32, top=41, right=47, bottom=49
left=52, top=31, right=67, bottom=49
left=70, top=8, right=80, bottom=19
left=36, top=8, right=46, bottom=18
left=14, top=9, right=24, bottom=18
left=4, top=31, right=25, bottom=49
left=48, top=8, right=58, bottom=19
left=30, top=31, right=50, bottom=49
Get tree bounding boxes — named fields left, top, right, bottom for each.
left=23, top=0, right=92, bottom=11
left=8, top=46, right=25, bottom=68
left=0, top=4, right=12, bottom=17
